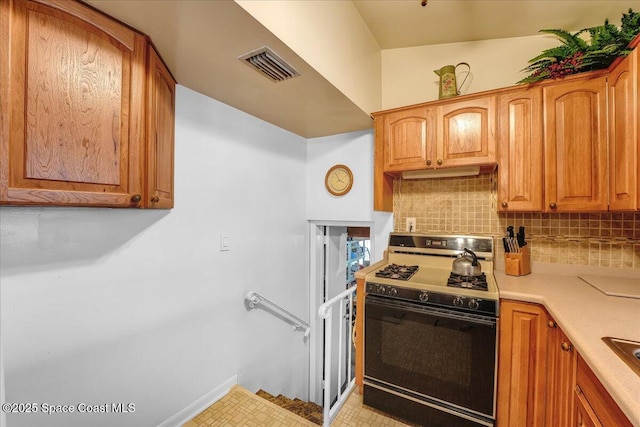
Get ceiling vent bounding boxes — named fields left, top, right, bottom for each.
left=238, top=46, right=300, bottom=82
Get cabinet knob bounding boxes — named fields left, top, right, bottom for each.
left=501, top=202, right=508, bottom=208
left=549, top=202, right=557, bottom=209
left=151, top=196, right=160, bottom=203
left=426, top=159, right=432, bottom=166
left=561, top=342, right=573, bottom=352
left=547, top=320, right=557, bottom=328
left=131, top=194, right=142, bottom=203
left=437, top=159, right=443, bottom=166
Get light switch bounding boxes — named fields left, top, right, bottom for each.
left=220, top=234, right=230, bottom=251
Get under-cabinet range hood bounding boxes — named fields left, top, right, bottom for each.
left=402, top=166, right=480, bottom=179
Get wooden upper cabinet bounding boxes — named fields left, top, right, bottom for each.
left=0, top=0, right=175, bottom=208
left=497, top=88, right=543, bottom=211
left=382, top=105, right=436, bottom=172
left=146, top=46, right=176, bottom=209
left=437, top=95, right=497, bottom=167
left=636, top=48, right=640, bottom=212
left=378, top=94, right=497, bottom=174
left=373, top=95, right=497, bottom=211
left=543, top=75, right=608, bottom=212
left=608, top=53, right=637, bottom=211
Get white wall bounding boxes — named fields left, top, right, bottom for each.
left=306, top=130, right=393, bottom=262
left=0, top=85, right=308, bottom=427
left=381, top=34, right=560, bottom=109
left=236, top=0, right=382, bottom=115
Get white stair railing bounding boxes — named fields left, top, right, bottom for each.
left=244, top=291, right=310, bottom=337
left=318, top=284, right=357, bottom=427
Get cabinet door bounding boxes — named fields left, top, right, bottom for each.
left=574, top=388, right=603, bottom=427
left=1, top=0, right=146, bottom=207
left=543, top=76, right=608, bottom=212
left=546, top=319, right=577, bottom=426
left=382, top=106, right=436, bottom=172
left=636, top=48, right=640, bottom=211
left=575, top=354, right=633, bottom=427
left=496, top=300, right=549, bottom=427
left=608, top=54, right=637, bottom=211
left=437, top=95, right=497, bottom=167
left=497, top=88, right=543, bottom=211
left=146, top=46, right=175, bottom=208
left=373, top=116, right=393, bottom=212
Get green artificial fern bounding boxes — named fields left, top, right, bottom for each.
left=518, top=9, right=640, bottom=84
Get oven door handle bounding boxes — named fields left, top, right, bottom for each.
left=426, top=307, right=496, bottom=327
left=366, top=296, right=496, bottom=327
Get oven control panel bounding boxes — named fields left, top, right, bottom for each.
left=366, top=282, right=497, bottom=317
left=388, top=233, right=494, bottom=259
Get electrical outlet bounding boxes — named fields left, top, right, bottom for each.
left=406, top=218, right=417, bottom=232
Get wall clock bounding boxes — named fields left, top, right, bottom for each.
left=325, top=164, right=353, bottom=196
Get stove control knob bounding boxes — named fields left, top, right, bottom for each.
left=419, top=292, right=429, bottom=302
left=453, top=296, right=464, bottom=307
left=378, top=286, right=386, bottom=295
left=388, top=287, right=398, bottom=297
left=468, top=299, right=480, bottom=310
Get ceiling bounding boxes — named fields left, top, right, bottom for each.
left=353, top=1, right=639, bottom=49
left=86, top=0, right=639, bottom=138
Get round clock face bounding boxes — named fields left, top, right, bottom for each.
left=325, top=164, right=353, bottom=196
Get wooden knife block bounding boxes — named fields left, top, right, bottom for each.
left=505, top=246, right=531, bottom=276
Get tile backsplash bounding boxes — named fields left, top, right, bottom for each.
left=393, top=173, right=640, bottom=270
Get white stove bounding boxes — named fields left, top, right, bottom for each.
left=365, top=233, right=499, bottom=316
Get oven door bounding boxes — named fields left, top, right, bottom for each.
left=364, top=294, right=497, bottom=418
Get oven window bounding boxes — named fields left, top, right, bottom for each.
left=381, top=316, right=473, bottom=387
left=365, top=296, right=496, bottom=416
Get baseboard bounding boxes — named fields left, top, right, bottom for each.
left=157, top=375, right=238, bottom=427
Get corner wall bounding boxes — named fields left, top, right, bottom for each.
left=0, top=85, right=308, bottom=427
left=381, top=34, right=560, bottom=109
left=306, top=130, right=393, bottom=263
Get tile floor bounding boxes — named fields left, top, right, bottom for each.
left=183, top=385, right=415, bottom=426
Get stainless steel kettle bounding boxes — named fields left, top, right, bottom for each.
left=452, top=248, right=482, bottom=276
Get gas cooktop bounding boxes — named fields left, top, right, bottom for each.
left=375, top=264, right=419, bottom=280
left=447, top=272, right=488, bottom=290
left=365, top=233, right=499, bottom=315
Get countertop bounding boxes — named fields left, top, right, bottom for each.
left=495, top=264, right=640, bottom=426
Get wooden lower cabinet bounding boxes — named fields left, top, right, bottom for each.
left=498, top=300, right=632, bottom=427
left=497, top=300, right=549, bottom=426
left=575, top=387, right=603, bottom=427
left=545, top=316, right=577, bottom=426
left=574, top=354, right=633, bottom=427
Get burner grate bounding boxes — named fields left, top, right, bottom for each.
left=447, top=272, right=488, bottom=290
left=375, top=264, right=419, bottom=281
